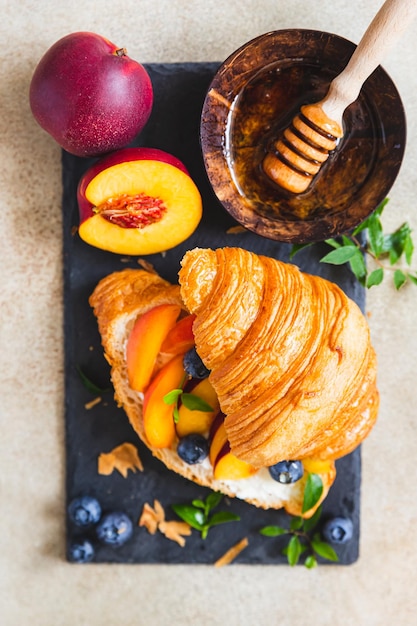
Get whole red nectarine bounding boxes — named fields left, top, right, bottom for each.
left=29, top=32, right=153, bottom=157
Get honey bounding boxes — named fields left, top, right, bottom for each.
left=224, top=61, right=381, bottom=222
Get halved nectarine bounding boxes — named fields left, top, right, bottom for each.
left=142, top=354, right=186, bottom=448
left=126, top=303, right=181, bottom=392
left=176, top=377, right=220, bottom=438
left=77, top=147, right=202, bottom=255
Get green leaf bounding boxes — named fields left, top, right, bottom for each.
left=289, top=243, right=313, bottom=259
left=320, top=246, right=358, bottom=265
left=205, top=491, right=223, bottom=512
left=367, top=215, right=384, bottom=257
left=393, top=269, right=407, bottom=290
left=173, top=405, right=180, bottom=424
left=283, top=544, right=307, bottom=557
left=311, top=538, right=339, bottom=562
left=260, top=525, right=288, bottom=537
left=302, top=474, right=323, bottom=514
left=404, top=233, right=414, bottom=265
left=304, top=554, right=318, bottom=569
left=191, top=499, right=206, bottom=509
left=324, top=238, right=342, bottom=249
left=201, top=525, right=210, bottom=540
left=290, top=516, right=304, bottom=531
left=352, top=213, right=376, bottom=237
left=207, top=511, right=240, bottom=527
left=181, top=393, right=214, bottom=412
left=341, top=235, right=356, bottom=247
left=302, top=505, right=322, bottom=533
left=163, top=388, right=183, bottom=405
left=387, top=222, right=413, bottom=264
left=352, top=198, right=389, bottom=235
left=171, top=504, right=205, bottom=530
left=408, top=273, right=417, bottom=285
left=380, top=234, right=394, bottom=256
left=348, top=249, right=367, bottom=284
left=388, top=242, right=400, bottom=265
left=287, top=535, right=302, bottom=566
left=375, top=197, right=390, bottom=216
left=173, top=492, right=240, bottom=539
left=366, top=268, right=384, bottom=288
left=76, top=365, right=111, bottom=394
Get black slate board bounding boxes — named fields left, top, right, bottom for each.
left=63, top=63, right=364, bottom=565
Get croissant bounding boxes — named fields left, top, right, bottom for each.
left=89, top=263, right=340, bottom=515
left=179, top=247, right=379, bottom=468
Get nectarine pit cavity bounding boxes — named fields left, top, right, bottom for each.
left=93, top=193, right=167, bottom=228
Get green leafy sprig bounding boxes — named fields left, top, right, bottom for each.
left=163, top=381, right=214, bottom=423
left=76, top=364, right=111, bottom=394
left=290, top=199, right=417, bottom=290
left=260, top=474, right=338, bottom=567
left=172, top=492, right=240, bottom=539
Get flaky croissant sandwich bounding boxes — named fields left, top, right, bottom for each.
left=89, top=247, right=379, bottom=517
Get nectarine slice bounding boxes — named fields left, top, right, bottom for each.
left=78, top=158, right=202, bottom=255
left=142, top=354, right=186, bottom=448
left=209, top=420, right=228, bottom=466
left=302, top=457, right=333, bottom=475
left=213, top=442, right=258, bottom=481
left=160, top=314, right=196, bottom=355
left=127, top=303, right=181, bottom=392
left=176, top=378, right=220, bottom=438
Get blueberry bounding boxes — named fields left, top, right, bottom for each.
left=183, top=347, right=210, bottom=379
left=68, top=538, right=95, bottom=563
left=268, top=460, right=304, bottom=484
left=68, top=496, right=102, bottom=527
left=177, top=434, right=209, bottom=464
left=96, top=511, right=133, bottom=546
left=322, top=517, right=354, bottom=544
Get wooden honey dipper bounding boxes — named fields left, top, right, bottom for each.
left=263, top=0, right=417, bottom=194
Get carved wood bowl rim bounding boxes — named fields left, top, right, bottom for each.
left=200, top=29, right=406, bottom=244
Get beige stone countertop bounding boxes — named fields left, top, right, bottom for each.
left=1, top=1, right=417, bottom=624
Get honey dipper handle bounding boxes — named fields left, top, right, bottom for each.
left=322, top=0, right=417, bottom=122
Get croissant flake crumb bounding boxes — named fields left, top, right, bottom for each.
left=139, top=499, right=191, bottom=547
left=226, top=225, right=247, bottom=234
left=137, top=258, right=158, bottom=274
left=214, top=537, right=249, bottom=567
left=159, top=520, right=192, bottom=547
left=98, top=442, right=144, bottom=478
left=84, top=396, right=102, bottom=410
left=138, top=501, right=163, bottom=534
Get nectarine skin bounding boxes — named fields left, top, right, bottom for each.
left=29, top=32, right=153, bottom=157
left=213, top=441, right=258, bottom=480
left=160, top=314, right=196, bottom=355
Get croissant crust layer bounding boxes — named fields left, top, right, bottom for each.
left=179, top=247, right=379, bottom=468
